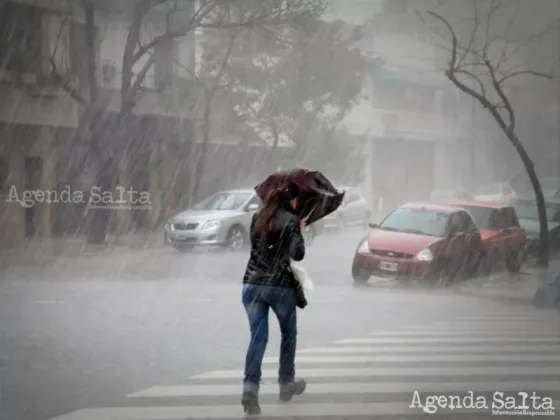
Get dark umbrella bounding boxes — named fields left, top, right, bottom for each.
left=255, top=168, right=345, bottom=225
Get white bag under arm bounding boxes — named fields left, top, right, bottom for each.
left=290, top=259, right=314, bottom=291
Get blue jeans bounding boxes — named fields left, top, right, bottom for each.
left=242, top=283, right=297, bottom=392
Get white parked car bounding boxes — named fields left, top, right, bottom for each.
left=429, top=186, right=474, bottom=201
left=323, top=186, right=371, bottom=229
left=164, top=188, right=320, bottom=251
left=164, top=189, right=260, bottom=252
left=475, top=182, right=517, bottom=204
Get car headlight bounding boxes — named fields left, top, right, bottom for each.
left=358, top=238, right=370, bottom=254
left=415, top=248, right=434, bottom=262
left=201, top=220, right=221, bottom=230
left=165, top=222, right=174, bottom=231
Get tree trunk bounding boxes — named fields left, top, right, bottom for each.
left=189, top=94, right=212, bottom=205
left=87, top=150, right=116, bottom=244
left=508, top=131, right=549, bottom=268
left=82, top=1, right=111, bottom=245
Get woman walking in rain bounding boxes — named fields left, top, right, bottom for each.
left=241, top=180, right=308, bottom=415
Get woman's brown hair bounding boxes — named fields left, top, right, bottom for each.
left=254, top=181, right=299, bottom=239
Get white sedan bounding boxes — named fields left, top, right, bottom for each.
left=475, top=182, right=517, bottom=204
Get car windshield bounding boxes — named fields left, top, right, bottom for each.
left=456, top=205, right=497, bottom=229
left=379, top=207, right=449, bottom=237
left=477, top=184, right=501, bottom=195
left=192, top=192, right=251, bottom=211
left=514, top=200, right=560, bottom=222
left=541, top=178, right=560, bottom=197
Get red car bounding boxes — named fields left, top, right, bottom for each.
left=351, top=202, right=484, bottom=284
left=447, top=200, right=526, bottom=273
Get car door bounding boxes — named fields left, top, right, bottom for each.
left=242, top=195, right=261, bottom=231
left=503, top=206, right=524, bottom=254
left=445, top=212, right=468, bottom=266
left=461, top=210, right=484, bottom=268
left=487, top=208, right=509, bottom=262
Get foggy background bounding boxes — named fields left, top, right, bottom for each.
left=1, top=1, right=560, bottom=420
left=0, top=0, right=558, bottom=248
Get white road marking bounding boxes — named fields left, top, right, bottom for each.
left=367, top=330, right=559, bottom=337
left=47, top=400, right=548, bottom=420
left=190, top=365, right=560, bottom=380
left=128, top=380, right=560, bottom=397
left=262, top=354, right=560, bottom=364
left=336, top=336, right=560, bottom=344
left=46, top=312, right=560, bottom=420
left=297, top=344, right=560, bottom=354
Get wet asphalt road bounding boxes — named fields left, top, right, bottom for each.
left=1, top=228, right=555, bottom=420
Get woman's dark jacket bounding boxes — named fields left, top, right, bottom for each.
left=242, top=206, right=307, bottom=308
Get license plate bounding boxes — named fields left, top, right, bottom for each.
left=379, top=261, right=398, bottom=271
left=177, top=234, right=193, bottom=240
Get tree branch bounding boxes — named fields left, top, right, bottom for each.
left=48, top=17, right=88, bottom=105
left=498, top=69, right=553, bottom=85
left=485, top=58, right=515, bottom=131
left=426, top=11, right=508, bottom=131
left=49, top=57, right=88, bottom=106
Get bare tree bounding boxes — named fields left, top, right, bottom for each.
left=424, top=0, right=556, bottom=268
left=48, top=0, right=330, bottom=243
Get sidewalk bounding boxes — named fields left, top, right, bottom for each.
left=0, top=233, right=164, bottom=268
left=456, top=259, right=560, bottom=306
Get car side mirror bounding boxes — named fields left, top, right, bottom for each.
left=247, top=203, right=260, bottom=212
left=368, top=222, right=378, bottom=229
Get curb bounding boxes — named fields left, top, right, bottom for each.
left=457, top=287, right=534, bottom=307
left=1, top=241, right=166, bottom=269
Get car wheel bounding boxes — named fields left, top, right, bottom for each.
left=436, top=260, right=458, bottom=286
left=477, top=252, right=491, bottom=277
left=506, top=250, right=523, bottom=273
left=352, top=260, right=370, bottom=284
left=225, top=226, right=247, bottom=250
left=174, top=244, right=194, bottom=253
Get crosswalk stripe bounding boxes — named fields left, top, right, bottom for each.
left=367, top=330, right=559, bottom=337
left=46, top=400, right=560, bottom=420
left=336, top=337, right=560, bottom=344
left=191, top=365, right=560, bottom=380
left=395, top=326, right=559, bottom=332
left=128, top=380, right=560, bottom=397
left=457, top=315, right=560, bottom=320
left=431, top=319, right=559, bottom=325
left=431, top=324, right=560, bottom=330
left=262, top=354, right=560, bottom=364
left=298, top=344, right=560, bottom=354
left=45, top=312, right=560, bottom=420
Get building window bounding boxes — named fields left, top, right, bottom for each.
left=0, top=2, right=42, bottom=77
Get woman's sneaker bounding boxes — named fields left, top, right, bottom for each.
left=241, top=391, right=261, bottom=415
left=279, top=378, right=307, bottom=402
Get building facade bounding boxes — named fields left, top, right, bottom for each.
left=0, top=0, right=199, bottom=247
left=333, top=0, right=471, bottom=217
